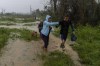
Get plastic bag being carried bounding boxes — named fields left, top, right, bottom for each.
left=71, top=33, right=77, bottom=41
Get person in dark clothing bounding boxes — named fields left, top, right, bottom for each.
left=59, top=16, right=75, bottom=48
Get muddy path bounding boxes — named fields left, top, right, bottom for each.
left=0, top=22, right=83, bottom=66
left=0, top=39, right=43, bottom=66
left=0, top=22, right=42, bottom=66
left=49, top=35, right=84, bottom=66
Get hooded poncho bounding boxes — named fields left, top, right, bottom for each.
left=41, top=15, right=59, bottom=36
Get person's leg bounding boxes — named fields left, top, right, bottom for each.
left=47, top=36, right=49, bottom=47
left=60, top=34, right=67, bottom=48
left=60, top=34, right=64, bottom=48
left=41, top=34, right=46, bottom=49
left=61, top=39, right=65, bottom=44
left=44, top=36, right=49, bottom=51
left=41, top=34, right=49, bottom=52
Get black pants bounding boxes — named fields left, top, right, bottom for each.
left=41, top=34, right=49, bottom=48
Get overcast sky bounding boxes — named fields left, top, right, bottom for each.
left=0, top=0, right=99, bottom=14
left=0, top=0, right=46, bottom=14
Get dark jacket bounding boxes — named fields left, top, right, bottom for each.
left=59, top=19, right=74, bottom=35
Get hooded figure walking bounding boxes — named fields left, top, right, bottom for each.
left=41, top=15, right=59, bottom=52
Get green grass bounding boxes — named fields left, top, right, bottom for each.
left=0, top=28, right=10, bottom=49
left=40, top=51, right=74, bottom=66
left=0, top=18, right=16, bottom=22
left=23, top=24, right=35, bottom=26
left=0, top=28, right=40, bottom=51
left=22, top=18, right=35, bottom=22
left=53, top=25, right=100, bottom=66
left=9, top=28, right=40, bottom=41
left=19, top=29, right=39, bottom=41
left=73, top=25, right=100, bottom=66
left=53, top=28, right=60, bottom=37
left=0, top=23, right=16, bottom=26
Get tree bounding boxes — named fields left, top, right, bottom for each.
left=50, top=0, right=58, bottom=15
left=45, top=0, right=99, bottom=26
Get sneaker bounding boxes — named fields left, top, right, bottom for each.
left=60, top=43, right=65, bottom=48
left=42, top=46, right=44, bottom=49
left=62, top=48, right=65, bottom=51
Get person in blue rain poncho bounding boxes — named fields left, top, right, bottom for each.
left=41, top=15, right=59, bottom=52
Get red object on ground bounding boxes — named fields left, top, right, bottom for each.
left=32, top=31, right=37, bottom=37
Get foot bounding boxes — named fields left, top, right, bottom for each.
left=44, top=48, right=48, bottom=53
left=42, top=46, right=45, bottom=50
left=42, top=47, right=48, bottom=53
left=60, top=43, right=65, bottom=48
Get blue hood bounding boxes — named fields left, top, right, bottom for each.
left=45, top=15, right=51, bottom=22
left=41, top=15, right=58, bottom=36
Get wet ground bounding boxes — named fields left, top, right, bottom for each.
left=0, top=21, right=83, bottom=66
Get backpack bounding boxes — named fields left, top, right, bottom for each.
left=38, top=22, right=43, bottom=32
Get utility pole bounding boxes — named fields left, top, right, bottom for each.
left=30, top=5, right=32, bottom=15
left=98, top=0, right=100, bottom=3
left=1, top=9, right=3, bottom=15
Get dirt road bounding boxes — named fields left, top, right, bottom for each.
left=0, top=39, right=43, bottom=66
left=0, top=22, right=83, bottom=66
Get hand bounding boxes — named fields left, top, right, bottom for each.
left=49, top=26, right=52, bottom=30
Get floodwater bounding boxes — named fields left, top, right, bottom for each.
left=0, top=21, right=39, bottom=31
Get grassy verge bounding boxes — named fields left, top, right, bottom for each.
left=52, top=28, right=60, bottom=37
left=40, top=51, right=74, bottom=66
left=0, top=23, right=16, bottom=26
left=53, top=25, right=100, bottom=66
left=0, top=18, right=16, bottom=22
left=0, top=28, right=10, bottom=49
left=19, top=29, right=39, bottom=41
left=22, top=18, right=35, bottom=22
left=9, top=28, right=40, bottom=41
left=0, top=28, right=40, bottom=51
left=23, top=24, right=35, bottom=26
left=73, top=25, right=100, bottom=66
